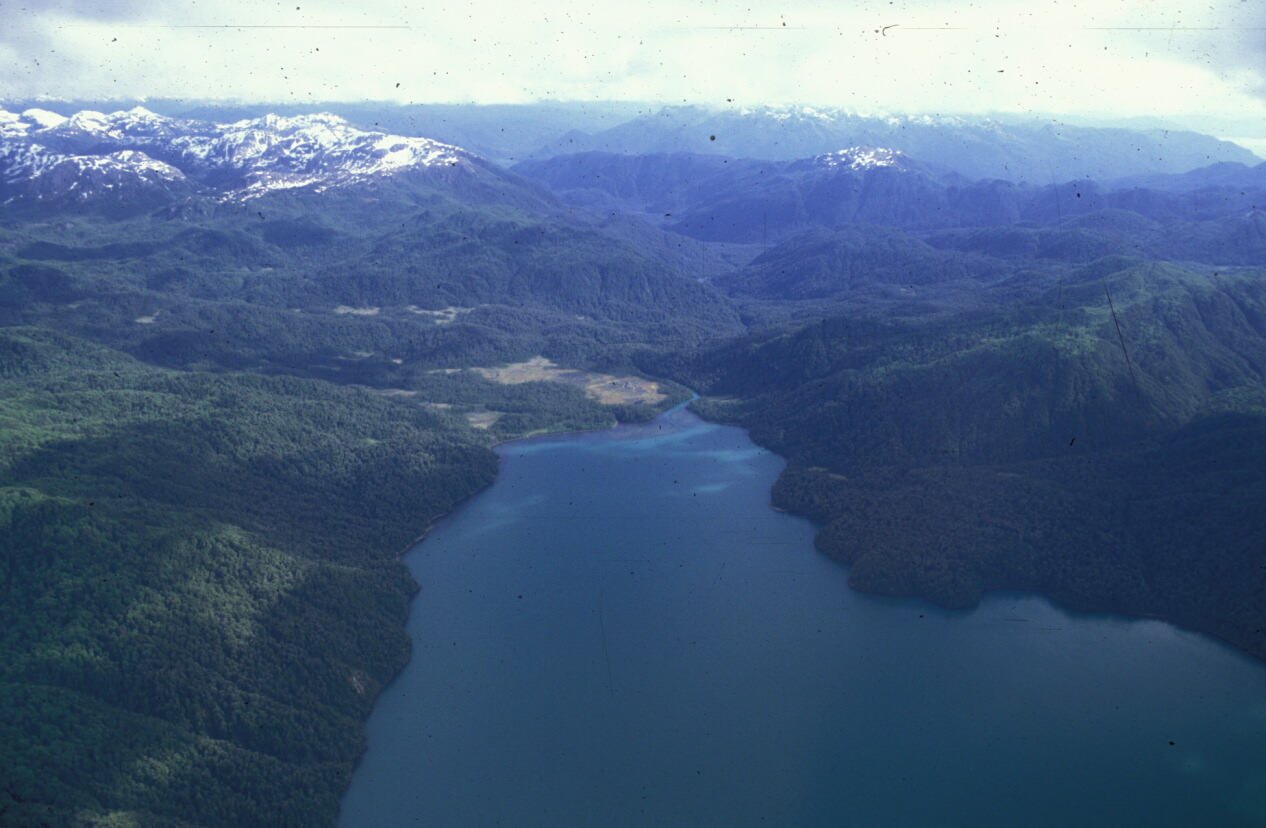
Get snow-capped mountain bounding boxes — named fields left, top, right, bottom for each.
left=0, top=108, right=72, bottom=137
left=0, top=141, right=197, bottom=209
left=0, top=106, right=484, bottom=209
left=795, top=146, right=917, bottom=172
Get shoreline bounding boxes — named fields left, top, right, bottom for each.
left=341, top=389, right=1266, bottom=828
left=359, top=391, right=698, bottom=816
left=842, top=573, right=1266, bottom=668
left=399, top=389, right=1266, bottom=668
left=394, top=392, right=696, bottom=563
left=785, top=485, right=1266, bottom=669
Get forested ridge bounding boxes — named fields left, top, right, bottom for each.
left=663, top=256, right=1266, bottom=660
left=0, top=167, right=710, bottom=825
left=0, top=327, right=503, bottom=827
left=773, top=406, right=1266, bottom=654
left=2, top=106, right=1266, bottom=826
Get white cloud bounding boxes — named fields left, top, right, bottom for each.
left=1, top=0, right=1264, bottom=126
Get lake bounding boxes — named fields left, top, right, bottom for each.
left=339, top=405, right=1266, bottom=827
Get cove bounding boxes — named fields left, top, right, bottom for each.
left=339, top=406, right=1266, bottom=827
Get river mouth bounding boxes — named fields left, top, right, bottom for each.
left=340, top=408, right=1266, bottom=828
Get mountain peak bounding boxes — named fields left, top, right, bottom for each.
left=64, top=110, right=114, bottom=133
left=232, top=112, right=352, bottom=133
left=806, top=146, right=915, bottom=171
left=20, top=108, right=69, bottom=130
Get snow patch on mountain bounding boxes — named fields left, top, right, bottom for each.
left=192, top=113, right=467, bottom=179
left=0, top=143, right=191, bottom=204
left=0, top=105, right=479, bottom=205
left=738, top=105, right=840, bottom=122
left=810, top=146, right=911, bottom=171
left=730, top=104, right=968, bottom=128
left=0, top=109, right=73, bottom=139
left=91, top=150, right=187, bottom=180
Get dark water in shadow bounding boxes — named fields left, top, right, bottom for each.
left=340, top=407, right=1266, bottom=827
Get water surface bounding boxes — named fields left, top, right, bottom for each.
left=340, top=407, right=1266, bottom=827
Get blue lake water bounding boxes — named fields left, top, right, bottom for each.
left=339, top=406, right=1266, bottom=827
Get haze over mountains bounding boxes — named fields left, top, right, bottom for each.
left=2, top=100, right=1265, bottom=827
left=515, top=146, right=1266, bottom=254
left=528, top=104, right=1261, bottom=181
left=4, top=99, right=1259, bottom=180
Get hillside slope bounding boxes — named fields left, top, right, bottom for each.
left=665, top=259, right=1266, bottom=659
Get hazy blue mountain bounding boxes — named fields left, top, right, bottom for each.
left=1108, top=160, right=1266, bottom=192
left=666, top=155, right=1014, bottom=241
left=513, top=151, right=752, bottom=214
left=518, top=148, right=1027, bottom=242
left=526, top=104, right=1259, bottom=182
left=520, top=148, right=1266, bottom=264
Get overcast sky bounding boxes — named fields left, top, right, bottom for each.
left=3, top=0, right=1265, bottom=126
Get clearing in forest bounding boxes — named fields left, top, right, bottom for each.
left=473, top=356, right=667, bottom=406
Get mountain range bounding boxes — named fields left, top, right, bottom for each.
left=2, top=101, right=1265, bottom=828
left=516, top=148, right=1266, bottom=250
left=528, top=104, right=1261, bottom=182
left=0, top=106, right=525, bottom=212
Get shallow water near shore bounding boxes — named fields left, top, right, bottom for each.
left=339, top=406, right=1266, bottom=827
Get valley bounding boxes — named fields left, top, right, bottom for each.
left=1, top=100, right=1264, bottom=827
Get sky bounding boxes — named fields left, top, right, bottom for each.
left=3, top=0, right=1266, bottom=129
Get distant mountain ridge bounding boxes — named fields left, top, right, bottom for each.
left=518, top=147, right=1266, bottom=256
left=529, top=104, right=1260, bottom=182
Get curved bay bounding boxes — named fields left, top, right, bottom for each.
left=340, top=407, right=1266, bottom=827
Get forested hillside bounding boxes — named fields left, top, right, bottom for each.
left=0, top=109, right=718, bottom=827
left=0, top=328, right=499, bottom=826
left=2, top=100, right=1265, bottom=826
left=660, top=257, right=1266, bottom=659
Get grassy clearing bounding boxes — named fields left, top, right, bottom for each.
left=473, top=356, right=667, bottom=406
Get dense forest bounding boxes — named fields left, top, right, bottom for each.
left=661, top=257, right=1266, bottom=660
left=0, top=328, right=494, bottom=826
left=0, top=321, right=689, bottom=827
left=2, top=101, right=1265, bottom=825
left=0, top=160, right=710, bottom=823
